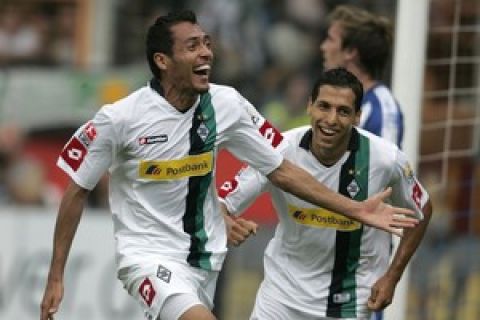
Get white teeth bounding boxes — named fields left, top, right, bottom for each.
left=194, top=65, right=210, bottom=71
left=321, top=127, right=335, bottom=135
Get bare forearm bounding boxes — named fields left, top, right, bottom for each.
left=48, top=182, right=89, bottom=281
left=387, top=201, right=433, bottom=281
left=268, top=159, right=360, bottom=217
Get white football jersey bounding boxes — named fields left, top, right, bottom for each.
left=221, top=126, right=428, bottom=319
left=57, top=81, right=283, bottom=272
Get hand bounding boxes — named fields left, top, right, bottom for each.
left=224, top=214, right=258, bottom=247
left=40, top=278, right=63, bottom=320
left=360, top=187, right=418, bottom=236
left=367, top=273, right=398, bottom=311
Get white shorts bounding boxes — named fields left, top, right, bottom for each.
left=118, top=259, right=219, bottom=320
left=250, top=280, right=371, bottom=320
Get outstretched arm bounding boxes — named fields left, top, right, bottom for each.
left=267, top=159, right=418, bottom=236
left=40, top=181, right=90, bottom=320
left=368, top=199, right=433, bottom=311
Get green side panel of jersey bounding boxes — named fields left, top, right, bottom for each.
left=327, top=132, right=370, bottom=318
left=184, top=93, right=217, bottom=270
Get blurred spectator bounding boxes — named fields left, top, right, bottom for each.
left=0, top=123, right=25, bottom=203
left=5, top=156, right=48, bottom=206
left=262, top=71, right=311, bottom=130
left=0, top=5, right=50, bottom=66
left=49, top=5, right=76, bottom=66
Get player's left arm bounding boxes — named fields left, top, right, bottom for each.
left=368, top=199, right=432, bottom=311
left=368, top=150, right=433, bottom=311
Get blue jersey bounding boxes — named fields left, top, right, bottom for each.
left=359, top=83, right=404, bottom=148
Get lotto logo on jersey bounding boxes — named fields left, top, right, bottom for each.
left=218, top=178, right=239, bottom=198
left=288, top=205, right=361, bottom=231
left=411, top=181, right=426, bottom=209
left=60, top=137, right=87, bottom=171
left=139, top=152, right=213, bottom=180
left=259, top=121, right=283, bottom=148
left=138, top=277, right=156, bottom=307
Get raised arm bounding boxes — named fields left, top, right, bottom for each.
left=368, top=199, right=433, bottom=311
left=40, top=181, right=89, bottom=320
left=267, top=159, right=418, bottom=236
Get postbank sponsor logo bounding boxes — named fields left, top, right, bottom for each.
left=139, top=152, right=213, bottom=180
left=288, top=205, right=361, bottom=231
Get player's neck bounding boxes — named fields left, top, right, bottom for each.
left=310, top=140, right=349, bottom=167
left=161, top=81, right=199, bottom=112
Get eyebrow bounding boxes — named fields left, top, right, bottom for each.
left=184, top=34, right=211, bottom=43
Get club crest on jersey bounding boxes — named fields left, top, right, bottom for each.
left=156, top=264, right=172, bottom=283
left=197, top=123, right=209, bottom=142
left=139, top=135, right=168, bottom=145
left=346, top=179, right=360, bottom=198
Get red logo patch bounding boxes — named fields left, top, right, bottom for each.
left=84, top=122, right=97, bottom=141
left=139, top=278, right=156, bottom=307
left=259, top=121, right=283, bottom=148
left=411, top=182, right=423, bottom=209
left=60, top=137, right=87, bottom=171
left=218, top=179, right=238, bottom=199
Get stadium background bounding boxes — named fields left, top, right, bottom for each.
left=0, top=0, right=479, bottom=319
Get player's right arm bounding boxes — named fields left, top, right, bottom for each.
left=40, top=106, right=117, bottom=320
left=40, top=181, right=89, bottom=320
left=219, top=164, right=271, bottom=246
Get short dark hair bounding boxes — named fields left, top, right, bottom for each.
left=311, top=67, right=364, bottom=112
left=327, top=5, right=393, bottom=78
left=145, top=10, right=197, bottom=79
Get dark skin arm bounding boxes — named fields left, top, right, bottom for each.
left=40, top=181, right=90, bottom=320
left=368, top=199, right=433, bottom=311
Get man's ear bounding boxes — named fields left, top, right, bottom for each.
left=344, top=47, right=359, bottom=64
left=153, top=52, right=169, bottom=71
left=306, top=99, right=313, bottom=115
left=354, top=110, right=362, bottom=126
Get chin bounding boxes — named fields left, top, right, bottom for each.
left=195, top=83, right=210, bottom=93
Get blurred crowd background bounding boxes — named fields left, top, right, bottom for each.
left=0, top=0, right=479, bottom=319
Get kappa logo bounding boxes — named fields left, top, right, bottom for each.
left=156, top=264, right=172, bottom=283
left=139, top=135, right=168, bottom=145
left=138, top=278, right=156, bottom=307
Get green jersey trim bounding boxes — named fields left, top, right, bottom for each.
left=327, top=130, right=370, bottom=318
left=184, top=93, right=217, bottom=270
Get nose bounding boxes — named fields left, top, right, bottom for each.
left=200, top=43, right=213, bottom=59
left=324, top=109, right=337, bottom=125
left=320, top=40, right=327, bottom=52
